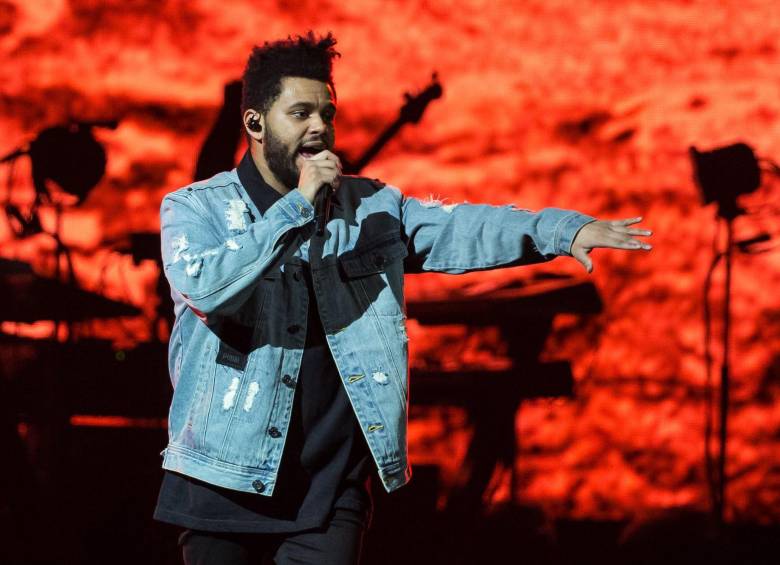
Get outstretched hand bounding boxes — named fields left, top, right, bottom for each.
left=571, top=217, right=652, bottom=273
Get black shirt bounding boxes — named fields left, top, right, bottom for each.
left=153, top=152, right=372, bottom=533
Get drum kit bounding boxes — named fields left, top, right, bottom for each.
left=0, top=122, right=174, bottom=511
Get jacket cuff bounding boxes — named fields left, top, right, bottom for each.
left=275, top=189, right=315, bottom=227
left=554, top=212, right=597, bottom=256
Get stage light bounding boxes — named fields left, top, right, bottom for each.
left=689, top=142, right=761, bottom=219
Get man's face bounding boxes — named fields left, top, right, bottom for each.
left=262, top=76, right=337, bottom=190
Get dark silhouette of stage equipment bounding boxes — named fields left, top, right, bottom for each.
left=0, top=256, right=141, bottom=489
left=690, top=143, right=761, bottom=220
left=2, top=120, right=118, bottom=238
left=340, top=73, right=442, bottom=175
left=0, top=120, right=147, bottom=560
left=2, top=335, right=169, bottom=419
left=406, top=274, right=602, bottom=514
left=1, top=119, right=118, bottom=307
left=29, top=122, right=114, bottom=203
left=110, top=231, right=175, bottom=338
left=690, top=142, right=780, bottom=526
left=194, top=80, right=244, bottom=182
left=0, top=258, right=140, bottom=322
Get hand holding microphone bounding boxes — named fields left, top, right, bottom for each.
left=297, top=149, right=341, bottom=235
left=297, top=149, right=341, bottom=205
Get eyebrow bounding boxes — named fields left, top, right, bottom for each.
left=286, top=101, right=337, bottom=112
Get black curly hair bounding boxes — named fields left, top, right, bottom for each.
left=241, top=31, right=341, bottom=116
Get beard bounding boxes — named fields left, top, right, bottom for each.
left=263, top=125, right=300, bottom=190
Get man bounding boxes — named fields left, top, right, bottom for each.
left=154, top=32, right=652, bottom=565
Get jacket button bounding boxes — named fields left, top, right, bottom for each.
left=268, top=427, right=282, bottom=438
left=287, top=324, right=301, bottom=334
left=252, top=480, right=265, bottom=493
left=282, top=374, right=296, bottom=388
left=301, top=207, right=312, bottom=218
left=292, top=270, right=302, bottom=282
left=373, top=254, right=386, bottom=267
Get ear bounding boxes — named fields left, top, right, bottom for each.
left=243, top=109, right=264, bottom=142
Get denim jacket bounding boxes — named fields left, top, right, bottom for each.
left=159, top=170, right=594, bottom=495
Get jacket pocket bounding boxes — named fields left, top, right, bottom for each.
left=338, top=236, right=408, bottom=318
left=339, top=236, right=408, bottom=279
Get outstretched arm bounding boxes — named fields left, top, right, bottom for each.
left=398, top=192, right=597, bottom=274
left=570, top=216, right=653, bottom=272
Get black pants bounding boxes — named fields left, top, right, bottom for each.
left=179, top=508, right=366, bottom=565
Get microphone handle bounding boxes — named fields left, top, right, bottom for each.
left=315, top=183, right=333, bottom=236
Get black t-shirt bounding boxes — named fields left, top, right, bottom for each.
left=153, top=152, right=372, bottom=533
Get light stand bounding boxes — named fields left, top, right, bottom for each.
left=690, top=143, right=761, bottom=526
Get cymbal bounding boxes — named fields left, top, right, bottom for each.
left=0, top=258, right=140, bottom=322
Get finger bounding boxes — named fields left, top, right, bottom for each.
left=305, top=163, right=341, bottom=180
left=611, top=226, right=653, bottom=236
left=602, top=233, right=634, bottom=248
left=590, top=234, right=649, bottom=250
left=307, top=150, right=331, bottom=160
left=306, top=159, right=339, bottom=171
left=308, top=158, right=342, bottom=175
left=309, top=165, right=341, bottom=188
left=610, top=216, right=643, bottom=227
left=310, top=150, right=342, bottom=169
left=614, top=238, right=652, bottom=250
left=571, top=247, right=593, bottom=273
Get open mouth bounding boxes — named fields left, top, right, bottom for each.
left=297, top=144, right=326, bottom=159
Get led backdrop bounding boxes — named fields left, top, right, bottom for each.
left=2, top=0, right=780, bottom=524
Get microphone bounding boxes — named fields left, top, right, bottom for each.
left=315, top=183, right=333, bottom=236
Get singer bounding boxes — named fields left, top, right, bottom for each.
left=154, top=32, right=652, bottom=565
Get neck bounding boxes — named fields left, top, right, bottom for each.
left=249, top=143, right=291, bottom=196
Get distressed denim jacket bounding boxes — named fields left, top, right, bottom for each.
left=159, top=170, right=594, bottom=495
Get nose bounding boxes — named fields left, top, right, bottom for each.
left=308, top=113, right=326, bottom=135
